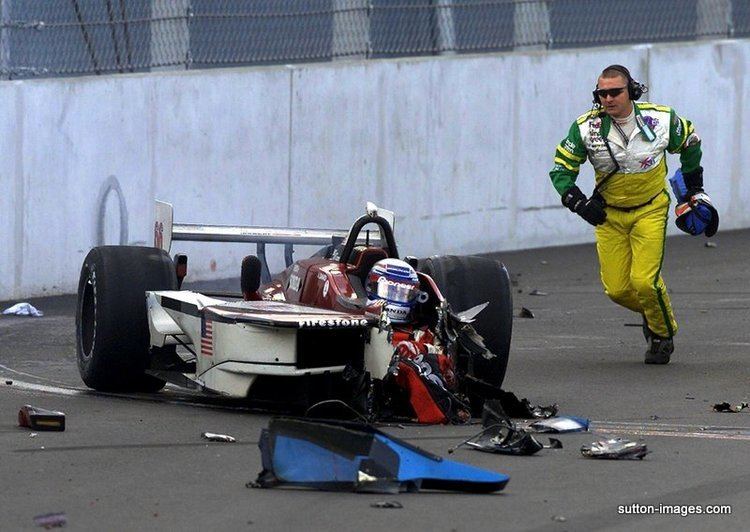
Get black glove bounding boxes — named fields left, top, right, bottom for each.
left=562, top=186, right=606, bottom=226
left=682, top=166, right=704, bottom=195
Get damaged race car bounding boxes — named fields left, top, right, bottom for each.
left=76, top=202, right=513, bottom=422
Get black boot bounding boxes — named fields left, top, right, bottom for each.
left=641, top=315, right=652, bottom=343
left=645, top=334, right=674, bottom=365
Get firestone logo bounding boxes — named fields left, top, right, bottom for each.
left=299, top=317, right=368, bottom=328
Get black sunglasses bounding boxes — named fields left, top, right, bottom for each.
left=595, top=87, right=626, bottom=99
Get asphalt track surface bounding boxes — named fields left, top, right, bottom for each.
left=1, top=229, right=748, bottom=531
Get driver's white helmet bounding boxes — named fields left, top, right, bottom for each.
left=366, top=258, right=421, bottom=323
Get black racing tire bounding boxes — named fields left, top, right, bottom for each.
left=76, top=246, right=177, bottom=392
left=419, top=255, right=513, bottom=391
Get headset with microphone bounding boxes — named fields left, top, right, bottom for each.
left=592, top=64, right=648, bottom=105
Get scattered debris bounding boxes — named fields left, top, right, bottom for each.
left=530, top=416, right=589, bottom=433
left=529, top=289, right=548, bottom=296
left=370, top=501, right=403, bottom=509
left=449, top=400, right=560, bottom=456
left=713, top=402, right=749, bottom=413
left=519, top=307, right=535, bottom=318
left=705, top=241, right=717, bottom=248
left=253, top=418, right=509, bottom=493
left=18, top=405, right=65, bottom=431
left=462, top=424, right=544, bottom=456
left=33, top=512, right=67, bottom=529
left=464, top=381, right=558, bottom=420
left=29, top=433, right=38, bottom=438
left=201, top=432, right=236, bottom=442
left=581, top=438, right=649, bottom=460
left=3, top=302, right=44, bottom=317
left=551, top=515, right=567, bottom=522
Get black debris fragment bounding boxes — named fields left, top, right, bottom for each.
left=371, top=501, right=403, bottom=509
left=464, top=380, right=558, bottom=420
left=713, top=402, right=749, bottom=413
left=5, top=380, right=12, bottom=385
left=449, top=401, right=544, bottom=456
left=519, top=307, right=535, bottom=319
left=545, top=438, right=563, bottom=449
left=529, top=289, right=548, bottom=296
left=581, top=438, right=649, bottom=460
left=18, top=405, right=65, bottom=431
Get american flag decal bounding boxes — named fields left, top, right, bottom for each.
left=201, top=316, right=213, bottom=356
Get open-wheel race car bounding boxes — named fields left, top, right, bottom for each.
left=76, top=202, right=513, bottom=420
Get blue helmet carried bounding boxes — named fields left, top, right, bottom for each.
left=669, top=169, right=719, bottom=238
left=674, top=192, right=719, bottom=237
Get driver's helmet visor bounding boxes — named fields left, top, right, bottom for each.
left=372, top=276, right=419, bottom=304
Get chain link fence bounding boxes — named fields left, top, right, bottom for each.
left=0, top=0, right=746, bottom=79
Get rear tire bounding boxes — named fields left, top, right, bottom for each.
left=419, top=255, right=513, bottom=391
left=76, top=246, right=177, bottom=392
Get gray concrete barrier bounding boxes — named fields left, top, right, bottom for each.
left=1, top=39, right=747, bottom=299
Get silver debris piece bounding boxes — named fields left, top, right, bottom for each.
left=201, top=432, right=236, bottom=443
left=581, top=438, right=649, bottom=460
left=530, top=415, right=589, bottom=433
left=3, top=302, right=44, bottom=317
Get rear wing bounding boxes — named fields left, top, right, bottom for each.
left=153, top=200, right=396, bottom=281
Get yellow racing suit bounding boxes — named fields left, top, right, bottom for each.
left=550, top=102, right=702, bottom=338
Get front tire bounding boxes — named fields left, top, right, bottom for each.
left=76, top=246, right=177, bottom=392
left=419, top=255, right=513, bottom=391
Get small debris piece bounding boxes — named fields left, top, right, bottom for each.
left=545, top=438, right=563, bottom=449
left=370, top=501, right=403, bottom=509
left=29, top=433, right=38, bottom=438
left=704, top=241, right=717, bottom=248
left=5, top=380, right=12, bottom=385
left=3, top=302, right=44, bottom=317
left=464, top=424, right=544, bottom=456
left=201, top=432, right=236, bottom=443
left=18, top=405, right=65, bottom=431
left=551, top=515, right=567, bottom=522
left=581, top=438, right=649, bottom=460
left=529, top=289, right=548, bottom=296
left=540, top=260, right=548, bottom=265
left=519, top=307, right=535, bottom=319
left=33, top=512, right=67, bottom=529
left=530, top=416, right=589, bottom=433
left=713, top=401, right=749, bottom=413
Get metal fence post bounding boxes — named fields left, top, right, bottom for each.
left=697, top=0, right=732, bottom=39
left=333, top=0, right=370, bottom=60
left=150, top=0, right=190, bottom=71
left=435, top=0, right=456, bottom=54
left=0, top=0, right=8, bottom=79
left=513, top=0, right=550, bottom=50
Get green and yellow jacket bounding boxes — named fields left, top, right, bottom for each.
left=550, top=102, right=702, bottom=209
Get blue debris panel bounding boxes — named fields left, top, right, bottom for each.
left=254, top=418, right=509, bottom=493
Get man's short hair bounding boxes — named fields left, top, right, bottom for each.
left=600, top=65, right=630, bottom=82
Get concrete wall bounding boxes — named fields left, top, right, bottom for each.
left=1, top=39, right=748, bottom=300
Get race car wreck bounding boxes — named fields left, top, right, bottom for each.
left=75, top=202, right=514, bottom=421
